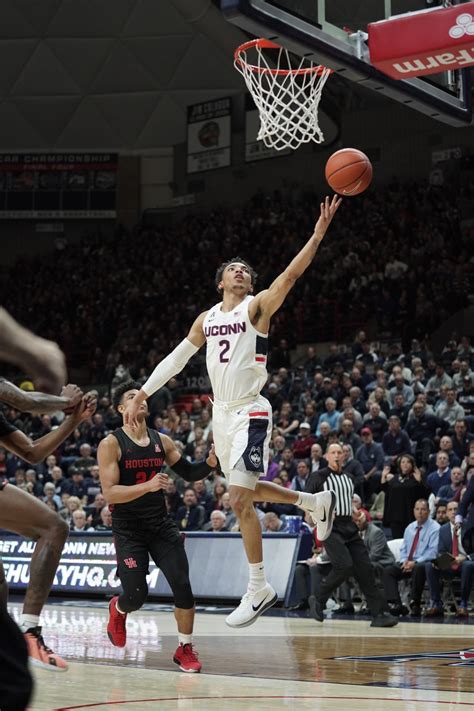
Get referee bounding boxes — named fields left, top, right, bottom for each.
left=305, top=442, right=398, bottom=628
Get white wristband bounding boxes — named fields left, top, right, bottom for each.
left=142, top=338, right=199, bottom=397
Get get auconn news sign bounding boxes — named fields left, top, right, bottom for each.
left=0, top=533, right=160, bottom=595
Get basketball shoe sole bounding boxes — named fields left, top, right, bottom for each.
left=307, top=490, right=336, bottom=541
left=226, top=583, right=278, bottom=628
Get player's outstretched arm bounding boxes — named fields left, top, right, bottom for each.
left=162, top=435, right=219, bottom=482
left=0, top=393, right=96, bottom=464
left=125, top=311, right=208, bottom=427
left=0, top=379, right=83, bottom=415
left=251, top=195, right=341, bottom=322
left=98, top=435, right=169, bottom=504
left=0, top=307, right=67, bottom=393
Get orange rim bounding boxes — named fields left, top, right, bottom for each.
left=234, top=38, right=332, bottom=76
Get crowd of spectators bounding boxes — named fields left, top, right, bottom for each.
left=1, top=175, right=473, bottom=616
left=1, top=331, right=473, bottom=541
left=0, top=177, right=472, bottom=384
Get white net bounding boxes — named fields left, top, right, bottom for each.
left=234, top=40, right=331, bottom=152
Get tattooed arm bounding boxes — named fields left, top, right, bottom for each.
left=0, top=379, right=82, bottom=415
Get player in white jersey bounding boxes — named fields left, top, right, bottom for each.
left=126, top=195, right=341, bottom=627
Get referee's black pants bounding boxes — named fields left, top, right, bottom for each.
left=317, top=517, right=386, bottom=617
left=0, top=606, right=33, bottom=711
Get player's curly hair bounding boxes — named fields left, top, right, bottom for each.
left=215, top=256, right=258, bottom=294
left=113, top=380, right=142, bottom=411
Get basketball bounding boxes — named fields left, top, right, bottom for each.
left=325, top=148, right=373, bottom=196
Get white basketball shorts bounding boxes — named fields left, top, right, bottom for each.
left=212, top=394, right=272, bottom=490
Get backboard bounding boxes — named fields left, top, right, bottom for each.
left=221, top=0, right=472, bottom=126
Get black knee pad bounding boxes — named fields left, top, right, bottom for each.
left=173, top=582, right=194, bottom=610
left=119, top=582, right=148, bottom=613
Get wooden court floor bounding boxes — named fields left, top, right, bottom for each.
left=9, top=602, right=474, bottom=710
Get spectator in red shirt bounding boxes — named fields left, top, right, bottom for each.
left=292, top=422, right=316, bottom=459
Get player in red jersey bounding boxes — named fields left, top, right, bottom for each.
left=99, top=380, right=222, bottom=673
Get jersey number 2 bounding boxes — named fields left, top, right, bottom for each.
left=219, top=339, right=230, bottom=363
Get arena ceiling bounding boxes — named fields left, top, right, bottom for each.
left=0, top=0, right=246, bottom=152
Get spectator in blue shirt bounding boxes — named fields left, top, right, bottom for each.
left=427, top=452, right=452, bottom=495
left=62, top=468, right=91, bottom=503
left=383, top=499, right=440, bottom=616
left=389, top=373, right=415, bottom=407
left=437, top=467, right=465, bottom=503
left=316, top=397, right=341, bottom=435
left=356, top=427, right=385, bottom=500
left=426, top=363, right=453, bottom=400
left=262, top=511, right=289, bottom=532
left=427, top=435, right=461, bottom=473
left=382, top=416, right=412, bottom=462
left=451, top=419, right=474, bottom=461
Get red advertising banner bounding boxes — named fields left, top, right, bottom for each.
left=368, top=3, right=474, bottom=79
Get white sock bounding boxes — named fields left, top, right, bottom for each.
left=115, top=599, right=127, bottom=615
left=248, top=562, right=266, bottom=593
left=20, top=613, right=40, bottom=632
left=178, top=633, right=193, bottom=646
left=296, top=491, right=316, bottom=511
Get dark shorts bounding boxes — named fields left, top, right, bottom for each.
left=112, top=514, right=194, bottom=608
left=112, top=515, right=184, bottom=577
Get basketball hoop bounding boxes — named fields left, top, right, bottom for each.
left=234, top=38, right=332, bottom=151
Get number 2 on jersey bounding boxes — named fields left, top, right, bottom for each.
left=219, top=339, right=230, bottom=363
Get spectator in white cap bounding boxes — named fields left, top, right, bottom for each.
left=293, top=421, right=316, bottom=459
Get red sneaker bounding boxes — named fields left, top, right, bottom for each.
left=24, top=626, right=68, bottom=672
left=107, top=596, right=127, bottom=647
left=173, top=643, right=202, bottom=673
left=460, top=650, right=474, bottom=660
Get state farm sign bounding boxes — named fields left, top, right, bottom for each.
left=368, top=3, right=474, bottom=79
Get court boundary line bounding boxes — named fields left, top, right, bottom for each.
left=52, top=693, right=474, bottom=710
left=61, top=657, right=474, bottom=693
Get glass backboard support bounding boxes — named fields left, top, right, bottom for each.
left=221, top=0, right=472, bottom=126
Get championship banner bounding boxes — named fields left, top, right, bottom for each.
left=245, top=95, right=291, bottom=162
left=368, top=3, right=474, bottom=79
left=0, top=153, right=117, bottom=219
left=0, top=531, right=300, bottom=603
left=187, top=98, right=231, bottom=174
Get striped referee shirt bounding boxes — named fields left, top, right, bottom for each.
left=305, top=466, right=354, bottom=517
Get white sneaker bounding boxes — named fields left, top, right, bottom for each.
left=307, top=490, right=336, bottom=541
left=225, top=583, right=277, bottom=628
